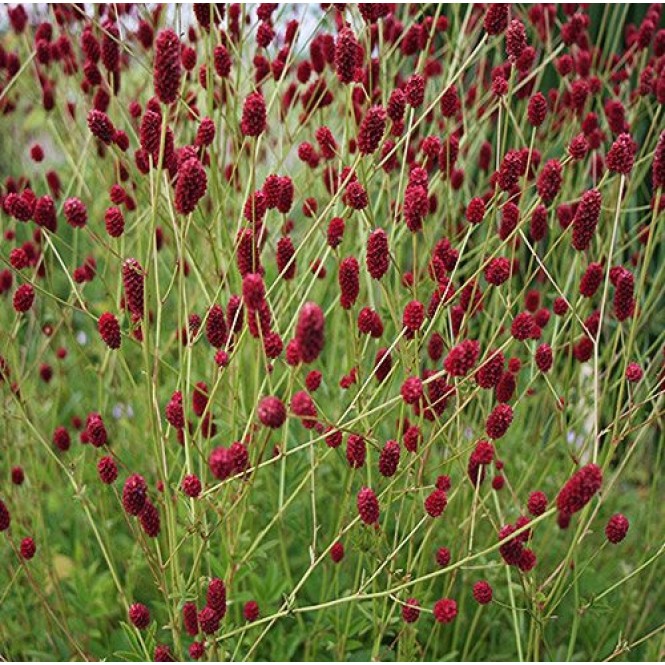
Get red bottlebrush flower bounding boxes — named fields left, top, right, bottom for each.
left=346, top=434, right=366, bottom=469
left=327, top=217, right=345, bottom=248
left=85, top=412, right=108, bottom=448
left=653, top=131, right=665, bottom=189
left=579, top=262, right=603, bottom=297
left=338, top=257, right=360, bottom=309
left=605, top=513, right=629, bottom=544
left=556, top=463, right=602, bottom=517
left=535, top=344, right=553, bottom=372
left=122, top=474, right=147, bottom=516
left=569, top=133, right=589, bottom=160
left=436, top=547, right=451, bottom=567
left=189, top=642, right=205, bottom=660
left=606, top=133, right=637, bottom=175
left=366, top=228, right=389, bottom=280
left=484, top=257, right=511, bottom=286
left=129, top=603, right=150, bottom=629
left=296, top=302, right=325, bottom=363
left=258, top=396, right=286, bottom=428
left=241, top=92, right=267, bottom=137
left=527, top=92, right=547, bottom=127
left=213, top=44, right=231, bottom=77
left=207, top=578, right=226, bottom=619
left=276, top=236, right=296, bottom=280
left=139, top=499, right=160, bottom=537
left=374, top=347, right=392, bottom=383
left=243, top=600, right=259, bottom=622
left=11, top=466, right=24, bottom=485
left=205, top=304, right=227, bottom=348
left=467, top=440, right=495, bottom=485
left=476, top=350, right=504, bottom=389
left=305, top=370, right=322, bottom=392
left=98, top=312, right=121, bottom=349
left=486, top=404, right=513, bottom=440
left=53, top=426, right=71, bottom=452
left=276, top=177, right=294, bottom=214
left=242, top=273, right=266, bottom=310
left=403, top=300, right=425, bottom=332
left=343, top=180, right=368, bottom=210
left=378, top=440, right=400, bottom=477
left=87, top=109, right=115, bottom=144
left=506, top=19, right=527, bottom=59
left=401, top=376, right=423, bottom=405
left=536, top=159, right=562, bottom=204
left=440, top=85, right=459, bottom=118
left=484, top=4, right=509, bottom=34
left=291, top=391, right=317, bottom=428
left=405, top=74, right=425, bottom=107
left=358, top=307, right=383, bottom=338
left=553, top=297, right=569, bottom=316
left=358, top=106, right=386, bottom=155
left=154, top=29, right=182, bottom=104
left=357, top=486, right=379, bottom=524
left=182, top=474, right=201, bottom=498
left=31, top=143, right=44, bottom=162
left=13, top=284, right=35, bottom=313
left=20, top=537, right=36, bottom=560
left=527, top=491, right=548, bottom=516
left=334, top=27, right=360, bottom=84
left=571, top=189, right=602, bottom=251
left=198, top=606, right=220, bottom=635
left=165, top=391, right=184, bottom=429
left=182, top=602, right=199, bottom=636
left=403, top=185, right=429, bottom=232
left=104, top=207, right=125, bottom=238
left=122, top=258, right=145, bottom=319
left=614, top=270, right=635, bottom=321
left=175, top=158, right=207, bottom=215
left=518, top=548, right=536, bottom=572
left=433, top=598, right=458, bottom=623
left=316, top=126, right=338, bottom=159
left=0, top=500, right=10, bottom=531
left=34, top=195, right=57, bottom=231
left=465, top=197, right=486, bottom=224
left=154, top=645, right=174, bottom=662
left=425, top=489, right=448, bottom=517
left=387, top=88, right=406, bottom=122
left=196, top=117, right=216, bottom=147
left=402, top=598, right=420, bottom=623
left=64, top=197, right=88, bottom=228
left=97, top=456, right=118, bottom=484
left=445, top=340, right=480, bottom=377
left=330, top=540, right=344, bottom=563
left=192, top=382, right=209, bottom=418
left=625, top=362, right=643, bottom=382
left=495, top=371, right=516, bottom=403
left=511, top=311, right=538, bottom=341
left=472, top=581, right=493, bottom=605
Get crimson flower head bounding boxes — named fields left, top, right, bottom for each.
left=607, top=133, right=637, bottom=175
left=98, top=312, right=121, bottom=349
left=296, top=302, right=325, bottom=363
left=556, top=463, right=602, bottom=517
left=605, top=513, right=629, bottom=544
left=175, top=158, right=207, bottom=215
left=258, top=396, right=286, bottom=428
left=154, top=29, right=182, bottom=104
left=334, top=27, right=360, bottom=84
left=358, top=106, right=386, bottom=155
left=87, top=109, right=115, bottom=144
left=241, top=92, right=267, bottom=137
left=357, top=486, right=379, bottom=524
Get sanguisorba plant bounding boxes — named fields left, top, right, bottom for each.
left=0, top=3, right=664, bottom=661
